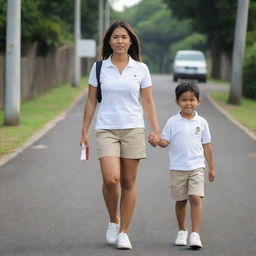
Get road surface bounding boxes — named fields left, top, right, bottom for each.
left=0, top=75, right=255, bottom=256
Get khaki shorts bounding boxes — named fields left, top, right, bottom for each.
left=170, top=168, right=205, bottom=201
left=95, top=128, right=146, bottom=159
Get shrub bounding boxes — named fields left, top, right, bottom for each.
left=243, top=44, right=256, bottom=99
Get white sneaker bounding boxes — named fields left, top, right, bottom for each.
left=106, top=221, right=120, bottom=245
left=117, top=232, right=132, bottom=250
left=174, top=230, right=188, bottom=246
left=189, top=232, right=202, bottom=248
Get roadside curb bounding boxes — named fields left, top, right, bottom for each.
left=0, top=89, right=87, bottom=167
left=206, top=93, right=256, bottom=142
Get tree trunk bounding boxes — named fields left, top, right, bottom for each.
left=211, top=46, right=232, bottom=81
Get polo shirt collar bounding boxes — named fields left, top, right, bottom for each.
left=176, top=111, right=199, bottom=121
left=104, top=55, right=136, bottom=68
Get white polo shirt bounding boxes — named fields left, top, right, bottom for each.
left=89, top=55, right=152, bottom=129
left=161, top=112, right=211, bottom=171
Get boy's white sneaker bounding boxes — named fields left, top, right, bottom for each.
left=117, top=232, right=132, bottom=250
left=174, top=230, right=188, bottom=246
left=189, top=232, right=202, bottom=248
left=106, top=221, right=120, bottom=245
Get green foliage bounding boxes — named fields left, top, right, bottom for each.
left=243, top=44, right=256, bottom=99
left=115, top=0, right=200, bottom=73
left=0, top=0, right=7, bottom=51
left=118, top=0, right=164, bottom=27
left=34, top=18, right=65, bottom=48
left=242, top=0, right=256, bottom=100
left=163, top=0, right=256, bottom=92
left=163, top=0, right=237, bottom=50
left=20, top=1, right=65, bottom=49
left=247, top=1, right=256, bottom=46
left=169, top=33, right=207, bottom=58
left=0, top=0, right=99, bottom=52
left=81, top=1, right=101, bottom=40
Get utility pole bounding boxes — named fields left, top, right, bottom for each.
left=72, top=0, right=81, bottom=87
left=98, top=0, right=111, bottom=47
left=4, top=0, right=21, bottom=126
left=229, top=0, right=249, bottom=105
left=98, top=0, right=104, bottom=45
left=104, top=0, right=110, bottom=31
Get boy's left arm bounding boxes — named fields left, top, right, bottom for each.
left=203, top=143, right=215, bottom=182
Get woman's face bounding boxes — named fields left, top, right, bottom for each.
left=109, top=26, right=132, bottom=55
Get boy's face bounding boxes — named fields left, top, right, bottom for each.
left=176, top=91, right=200, bottom=119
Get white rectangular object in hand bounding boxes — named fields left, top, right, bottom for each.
left=80, top=144, right=89, bottom=162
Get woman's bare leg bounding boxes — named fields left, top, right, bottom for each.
left=100, top=156, right=120, bottom=224
left=119, top=158, right=140, bottom=233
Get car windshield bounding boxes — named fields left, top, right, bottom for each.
left=176, top=54, right=205, bottom=61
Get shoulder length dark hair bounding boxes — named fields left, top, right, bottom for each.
left=100, top=21, right=142, bottom=62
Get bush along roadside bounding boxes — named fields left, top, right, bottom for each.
left=243, top=44, right=256, bottom=99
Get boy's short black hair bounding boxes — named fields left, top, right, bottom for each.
left=175, top=81, right=200, bottom=100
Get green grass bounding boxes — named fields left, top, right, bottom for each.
left=0, top=78, right=87, bottom=156
left=208, top=78, right=230, bottom=85
left=210, top=91, right=256, bottom=134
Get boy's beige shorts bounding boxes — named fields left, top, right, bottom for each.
left=170, top=168, right=205, bottom=201
left=95, top=128, right=146, bottom=159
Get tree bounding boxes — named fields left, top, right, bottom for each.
left=115, top=0, right=206, bottom=73
left=163, top=0, right=238, bottom=79
left=0, top=0, right=99, bottom=53
left=241, top=0, right=256, bottom=100
left=229, top=0, right=249, bottom=105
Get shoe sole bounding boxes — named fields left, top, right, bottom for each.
left=117, top=243, right=132, bottom=250
left=189, top=244, right=202, bottom=249
left=117, top=246, right=132, bottom=250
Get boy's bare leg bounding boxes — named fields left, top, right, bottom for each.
left=189, top=195, right=202, bottom=232
left=176, top=200, right=188, bottom=230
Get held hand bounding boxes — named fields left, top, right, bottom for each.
left=148, top=131, right=160, bottom=147
left=148, top=137, right=157, bottom=147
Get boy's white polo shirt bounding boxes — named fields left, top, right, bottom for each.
left=161, top=112, right=211, bottom=171
left=89, top=55, right=152, bottom=129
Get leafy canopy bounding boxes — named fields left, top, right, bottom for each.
left=0, top=0, right=99, bottom=52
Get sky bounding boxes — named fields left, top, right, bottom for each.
left=110, top=0, right=142, bottom=11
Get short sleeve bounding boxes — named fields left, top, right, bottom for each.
left=140, top=64, right=152, bottom=88
left=161, top=119, right=172, bottom=142
left=88, top=63, right=98, bottom=87
left=201, top=120, right=211, bottom=144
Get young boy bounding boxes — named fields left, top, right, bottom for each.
left=150, top=81, right=215, bottom=248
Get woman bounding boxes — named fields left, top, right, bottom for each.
left=80, top=21, right=159, bottom=250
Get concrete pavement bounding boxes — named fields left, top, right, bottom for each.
left=0, top=75, right=255, bottom=256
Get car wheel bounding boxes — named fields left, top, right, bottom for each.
left=173, top=75, right=178, bottom=82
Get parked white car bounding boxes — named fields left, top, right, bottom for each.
left=173, top=50, right=207, bottom=83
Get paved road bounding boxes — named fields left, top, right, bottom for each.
left=0, top=75, right=255, bottom=256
